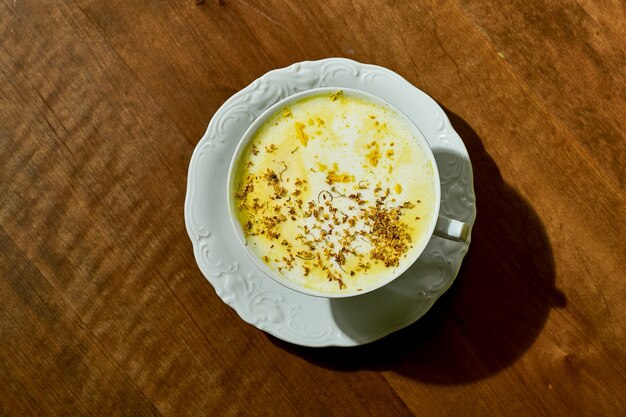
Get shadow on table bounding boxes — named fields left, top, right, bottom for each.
left=269, top=108, right=566, bottom=384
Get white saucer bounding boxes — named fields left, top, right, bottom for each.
left=184, top=58, right=476, bottom=347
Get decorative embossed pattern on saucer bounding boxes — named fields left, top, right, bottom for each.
left=184, top=58, right=476, bottom=347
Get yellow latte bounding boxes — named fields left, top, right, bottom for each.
left=232, top=91, right=437, bottom=294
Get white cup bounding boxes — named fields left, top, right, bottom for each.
left=227, top=87, right=468, bottom=298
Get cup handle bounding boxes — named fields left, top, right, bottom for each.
left=434, top=215, right=470, bottom=242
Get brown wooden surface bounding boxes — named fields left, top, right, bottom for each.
left=1, top=0, right=625, bottom=416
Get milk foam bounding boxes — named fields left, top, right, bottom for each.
left=233, top=92, right=437, bottom=294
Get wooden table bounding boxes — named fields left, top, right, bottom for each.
left=2, top=1, right=624, bottom=415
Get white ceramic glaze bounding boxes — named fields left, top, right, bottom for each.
left=184, top=58, right=476, bottom=347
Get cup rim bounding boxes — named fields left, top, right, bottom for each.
left=226, top=87, right=441, bottom=298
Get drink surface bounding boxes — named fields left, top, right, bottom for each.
left=233, top=91, right=437, bottom=294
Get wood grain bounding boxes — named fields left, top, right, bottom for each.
left=1, top=0, right=624, bottom=416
